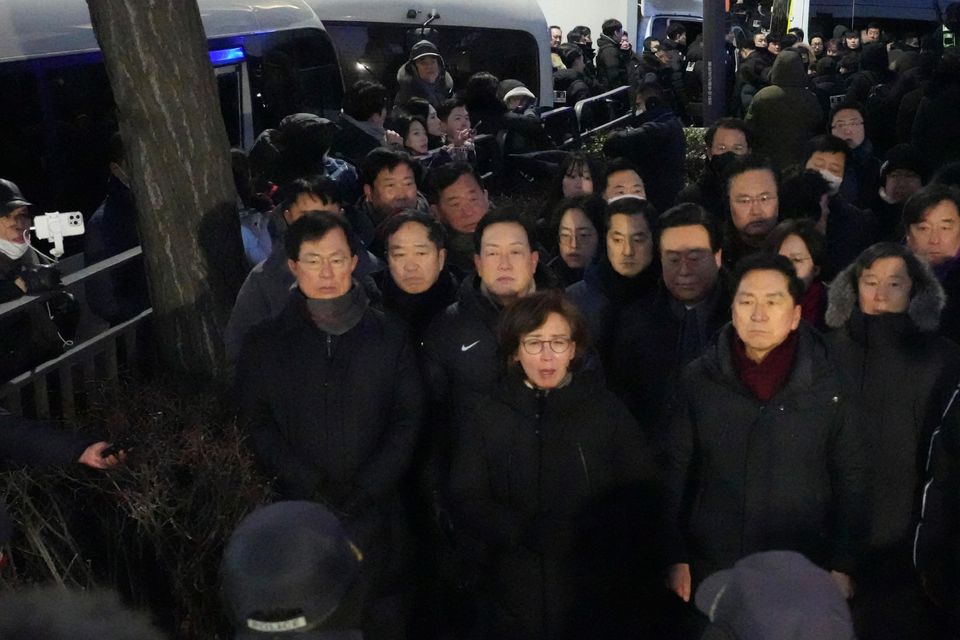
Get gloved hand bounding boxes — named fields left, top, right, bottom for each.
left=18, top=264, right=62, bottom=293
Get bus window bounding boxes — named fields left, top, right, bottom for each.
left=216, top=66, right=243, bottom=147
left=325, top=22, right=540, bottom=102
left=0, top=68, right=45, bottom=209
left=247, top=28, right=344, bottom=133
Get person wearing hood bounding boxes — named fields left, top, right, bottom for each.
left=825, top=242, right=960, bottom=640
left=567, top=197, right=660, bottom=363
left=552, top=43, right=601, bottom=108
left=802, top=134, right=878, bottom=278
left=393, top=40, right=454, bottom=110
left=746, top=48, right=824, bottom=170
left=236, top=212, right=421, bottom=639
left=676, top=117, right=753, bottom=220
left=911, top=50, right=960, bottom=170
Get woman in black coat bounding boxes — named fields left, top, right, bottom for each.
left=448, top=291, right=659, bottom=640
left=825, top=242, right=960, bottom=640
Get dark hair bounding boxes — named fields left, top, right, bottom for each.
left=0, top=588, right=166, bottom=640
left=341, top=80, right=389, bottom=121
left=705, top=117, right=755, bottom=152
left=602, top=19, right=623, bottom=37
left=724, top=154, right=780, bottom=193
left=604, top=157, right=642, bottom=184
left=403, top=97, right=433, bottom=122
left=828, top=100, right=865, bottom=128
left=285, top=211, right=356, bottom=260
left=473, top=207, right=535, bottom=254
left=497, top=290, right=591, bottom=372
left=867, top=21, right=882, bottom=32
left=778, top=169, right=830, bottom=220
left=359, top=147, right=417, bottom=187
left=385, top=112, right=428, bottom=151
left=766, top=32, right=783, bottom=45
left=557, top=42, right=584, bottom=68
left=658, top=203, right=722, bottom=252
left=643, top=36, right=660, bottom=52
left=666, top=23, right=687, bottom=40
left=546, top=152, right=605, bottom=210
left=424, top=162, right=481, bottom=204
left=901, top=184, right=960, bottom=228
left=780, top=34, right=798, bottom=49
left=604, top=197, right=660, bottom=251
left=381, top=209, right=446, bottom=251
left=550, top=24, right=562, bottom=32
left=437, top=96, right=468, bottom=122
left=732, top=253, right=804, bottom=305
left=567, top=26, right=590, bottom=43
left=550, top=194, right=606, bottom=240
left=277, top=175, right=340, bottom=212
left=764, top=218, right=827, bottom=269
left=788, top=27, right=805, bottom=41
left=839, top=53, right=859, bottom=71
left=804, top=134, right=850, bottom=162
left=849, top=243, right=937, bottom=309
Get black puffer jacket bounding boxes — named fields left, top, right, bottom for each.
left=236, top=289, right=422, bottom=510
left=448, top=369, right=656, bottom=640
left=825, top=258, right=960, bottom=553
left=663, top=323, right=869, bottom=582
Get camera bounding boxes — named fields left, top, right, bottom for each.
left=31, top=211, right=85, bottom=258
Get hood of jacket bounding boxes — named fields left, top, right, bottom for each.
left=859, top=42, right=889, bottom=75
left=396, top=61, right=454, bottom=93
left=770, top=50, right=808, bottom=88
left=825, top=256, right=946, bottom=332
left=552, top=67, right=585, bottom=90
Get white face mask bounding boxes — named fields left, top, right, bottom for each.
left=0, top=236, right=29, bottom=260
left=818, top=169, right=843, bottom=196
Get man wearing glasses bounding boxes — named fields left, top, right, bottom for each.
left=722, top=154, right=781, bottom=270
left=235, top=211, right=422, bottom=637
left=829, top=101, right=881, bottom=209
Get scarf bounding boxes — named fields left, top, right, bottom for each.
left=731, top=330, right=799, bottom=403
left=303, top=284, right=369, bottom=335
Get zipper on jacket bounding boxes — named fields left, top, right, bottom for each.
left=578, top=444, right=592, bottom=493
left=325, top=334, right=333, bottom=359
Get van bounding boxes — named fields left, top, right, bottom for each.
left=0, top=0, right=343, bottom=215
left=310, top=0, right=553, bottom=107
left=639, top=0, right=704, bottom=42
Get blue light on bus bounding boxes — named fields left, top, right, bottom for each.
left=209, top=48, right=245, bottom=65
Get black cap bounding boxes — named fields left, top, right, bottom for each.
left=221, top=501, right=363, bottom=638
left=409, top=39, right=442, bottom=63
left=0, top=179, right=31, bottom=214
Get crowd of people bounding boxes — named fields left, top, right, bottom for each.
left=4, top=3, right=960, bottom=639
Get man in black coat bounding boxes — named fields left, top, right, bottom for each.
left=610, top=204, right=730, bottom=443
left=675, top=117, right=753, bottom=219
left=663, top=253, right=867, bottom=603
left=236, top=211, right=422, bottom=638
left=595, top=18, right=630, bottom=91
left=329, top=80, right=393, bottom=167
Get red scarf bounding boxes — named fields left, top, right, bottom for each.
left=731, top=330, right=800, bottom=403
left=800, top=280, right=826, bottom=326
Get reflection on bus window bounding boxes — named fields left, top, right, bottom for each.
left=325, top=23, right=540, bottom=100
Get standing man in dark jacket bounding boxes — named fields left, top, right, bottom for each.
left=663, top=253, right=867, bottom=602
left=329, top=81, right=394, bottom=167
left=553, top=44, right=601, bottom=108
left=596, top=18, right=630, bottom=91
left=676, top=117, right=753, bottom=219
left=722, top=154, right=781, bottom=270
left=393, top=40, right=454, bottom=109
left=236, top=212, right=422, bottom=639
left=610, top=204, right=730, bottom=442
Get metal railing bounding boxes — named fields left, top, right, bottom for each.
left=0, top=247, right=152, bottom=418
left=573, top=85, right=633, bottom=138
left=539, top=106, right=581, bottom=149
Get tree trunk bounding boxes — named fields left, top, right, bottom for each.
left=86, top=0, right=246, bottom=378
left=770, top=0, right=790, bottom=36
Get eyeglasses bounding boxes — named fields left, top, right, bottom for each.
left=831, top=120, right=864, bottom=129
left=297, top=255, right=350, bottom=271
left=732, top=193, right=778, bottom=207
left=520, top=337, right=573, bottom=355
left=558, top=231, right=597, bottom=245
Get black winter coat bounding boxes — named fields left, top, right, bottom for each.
left=610, top=281, right=730, bottom=442
left=825, top=260, right=960, bottom=554
left=596, top=35, right=629, bottom=91
left=663, top=323, right=868, bottom=582
left=236, top=290, right=422, bottom=512
left=448, top=370, right=655, bottom=640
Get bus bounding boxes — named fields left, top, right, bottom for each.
left=0, top=0, right=344, bottom=217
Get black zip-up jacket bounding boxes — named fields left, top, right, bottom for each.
left=663, top=323, right=868, bottom=583
left=448, top=369, right=655, bottom=639
left=236, top=290, right=422, bottom=511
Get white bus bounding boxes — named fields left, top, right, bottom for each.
left=0, top=0, right=344, bottom=216
left=312, top=0, right=554, bottom=107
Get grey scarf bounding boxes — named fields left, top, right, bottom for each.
left=304, top=283, right=369, bottom=335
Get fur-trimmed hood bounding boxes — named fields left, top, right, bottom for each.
left=825, top=256, right=946, bottom=332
